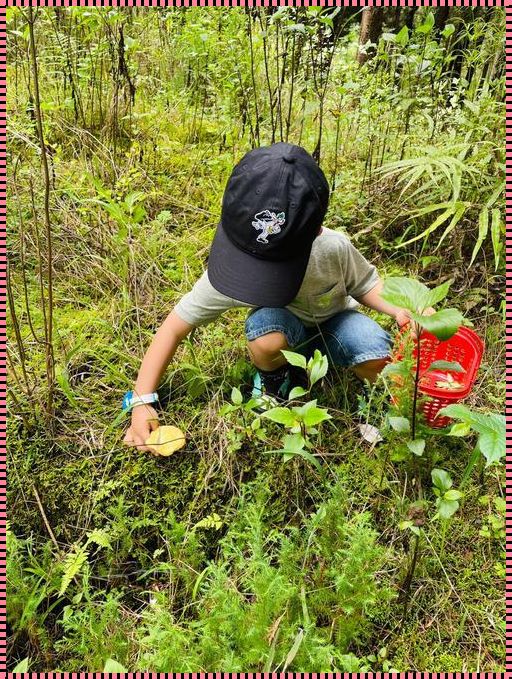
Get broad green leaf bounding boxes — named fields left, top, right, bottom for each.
left=381, top=277, right=431, bottom=313
left=308, top=349, right=329, bottom=387
left=231, top=387, right=243, bottom=406
left=437, top=498, right=459, bottom=520
left=406, top=439, right=425, bottom=456
left=381, top=360, right=411, bottom=379
left=291, top=448, right=322, bottom=471
left=261, top=407, right=297, bottom=427
left=424, top=279, right=452, bottom=307
left=410, top=308, right=463, bottom=341
left=448, top=422, right=471, bottom=437
left=282, top=433, right=306, bottom=453
left=441, top=23, right=455, bottom=38
left=318, top=15, right=333, bottom=29
left=13, top=658, right=29, bottom=673
left=478, top=418, right=506, bottom=466
left=427, top=360, right=465, bottom=373
left=431, top=468, right=453, bottom=492
left=494, top=497, right=506, bottom=514
left=439, top=405, right=505, bottom=466
left=104, top=659, right=128, bottom=673
left=244, top=398, right=260, bottom=411
left=219, top=403, right=235, bottom=416
left=469, top=207, right=489, bottom=267
left=6, top=7, right=20, bottom=23
left=416, top=11, right=434, bottom=34
left=293, top=399, right=317, bottom=416
left=438, top=403, right=473, bottom=421
left=281, top=349, right=307, bottom=370
left=289, top=386, right=308, bottom=400
left=395, top=25, right=409, bottom=46
left=389, top=416, right=410, bottom=433
left=302, top=406, right=332, bottom=427
left=444, top=489, right=463, bottom=501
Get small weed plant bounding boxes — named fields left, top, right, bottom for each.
left=222, top=349, right=331, bottom=471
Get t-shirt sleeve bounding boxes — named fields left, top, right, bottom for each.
left=341, top=240, right=379, bottom=299
left=174, top=270, right=235, bottom=327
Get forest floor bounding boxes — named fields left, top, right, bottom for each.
left=8, top=133, right=505, bottom=671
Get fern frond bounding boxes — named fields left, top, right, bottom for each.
left=59, top=545, right=88, bottom=597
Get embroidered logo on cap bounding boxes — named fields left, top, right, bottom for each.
left=252, top=210, right=286, bottom=244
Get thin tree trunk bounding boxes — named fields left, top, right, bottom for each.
left=391, top=8, right=402, bottom=32
left=357, top=8, right=384, bottom=65
left=27, top=5, right=55, bottom=419
left=247, top=10, right=260, bottom=146
left=258, top=9, right=276, bottom=143
left=403, top=7, right=418, bottom=31
left=434, top=7, right=450, bottom=34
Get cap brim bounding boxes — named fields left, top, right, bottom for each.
left=208, top=222, right=311, bottom=307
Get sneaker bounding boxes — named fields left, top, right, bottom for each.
left=252, top=365, right=291, bottom=402
left=288, top=364, right=309, bottom=394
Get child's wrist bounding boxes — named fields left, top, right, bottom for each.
left=123, top=390, right=159, bottom=411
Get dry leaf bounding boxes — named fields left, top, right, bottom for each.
left=434, top=379, right=464, bottom=390
left=145, top=425, right=186, bottom=456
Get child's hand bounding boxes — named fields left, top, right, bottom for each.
left=395, top=309, right=413, bottom=329
left=395, top=307, right=436, bottom=337
left=123, top=405, right=160, bottom=454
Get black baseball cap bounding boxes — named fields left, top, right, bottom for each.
left=208, top=142, right=330, bottom=307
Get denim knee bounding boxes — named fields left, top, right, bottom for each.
left=318, top=310, right=392, bottom=368
left=245, top=307, right=308, bottom=349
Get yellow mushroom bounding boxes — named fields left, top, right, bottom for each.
left=145, top=425, right=186, bottom=456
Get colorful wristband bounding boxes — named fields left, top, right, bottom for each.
left=122, top=391, right=159, bottom=411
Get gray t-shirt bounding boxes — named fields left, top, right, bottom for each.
left=174, top=227, right=379, bottom=328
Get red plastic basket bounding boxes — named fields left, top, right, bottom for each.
left=394, top=326, right=484, bottom=428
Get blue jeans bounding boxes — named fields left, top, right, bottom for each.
left=245, top=307, right=392, bottom=368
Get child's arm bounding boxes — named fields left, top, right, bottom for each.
left=356, top=279, right=435, bottom=327
left=123, top=310, right=194, bottom=452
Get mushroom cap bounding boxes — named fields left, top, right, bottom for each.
left=145, top=425, right=186, bottom=456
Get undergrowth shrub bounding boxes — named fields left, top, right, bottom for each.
left=6, top=478, right=395, bottom=671
left=132, top=480, right=394, bottom=671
